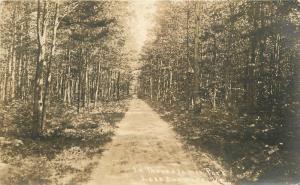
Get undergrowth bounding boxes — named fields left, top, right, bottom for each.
left=0, top=99, right=130, bottom=185
left=146, top=99, right=300, bottom=185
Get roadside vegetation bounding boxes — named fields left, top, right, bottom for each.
left=0, top=1, right=133, bottom=184
left=139, top=1, right=300, bottom=184
left=0, top=99, right=129, bottom=185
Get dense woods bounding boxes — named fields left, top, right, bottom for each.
left=0, top=1, right=132, bottom=184
left=139, top=0, right=300, bottom=183
left=0, top=1, right=132, bottom=136
left=0, top=0, right=300, bottom=184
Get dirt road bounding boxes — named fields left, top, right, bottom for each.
left=85, top=98, right=220, bottom=185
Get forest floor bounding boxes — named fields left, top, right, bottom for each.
left=147, top=99, right=300, bottom=185
left=0, top=98, right=130, bottom=185
left=84, top=98, right=228, bottom=185
left=1, top=97, right=297, bottom=185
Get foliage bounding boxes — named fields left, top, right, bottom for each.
left=139, top=0, right=300, bottom=183
left=0, top=99, right=129, bottom=185
left=0, top=0, right=132, bottom=136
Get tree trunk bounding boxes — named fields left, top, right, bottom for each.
left=193, top=1, right=201, bottom=109
left=41, top=1, right=58, bottom=129
left=33, top=0, right=48, bottom=137
left=116, top=71, right=120, bottom=100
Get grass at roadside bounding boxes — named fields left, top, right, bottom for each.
left=145, top=99, right=300, bottom=185
left=0, top=99, right=130, bottom=185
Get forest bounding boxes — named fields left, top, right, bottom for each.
left=0, top=0, right=299, bottom=185
left=138, top=0, right=300, bottom=184
left=0, top=1, right=132, bottom=184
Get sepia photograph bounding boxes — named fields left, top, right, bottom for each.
left=0, top=0, right=299, bottom=184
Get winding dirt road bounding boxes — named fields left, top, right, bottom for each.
left=85, top=98, right=220, bottom=185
